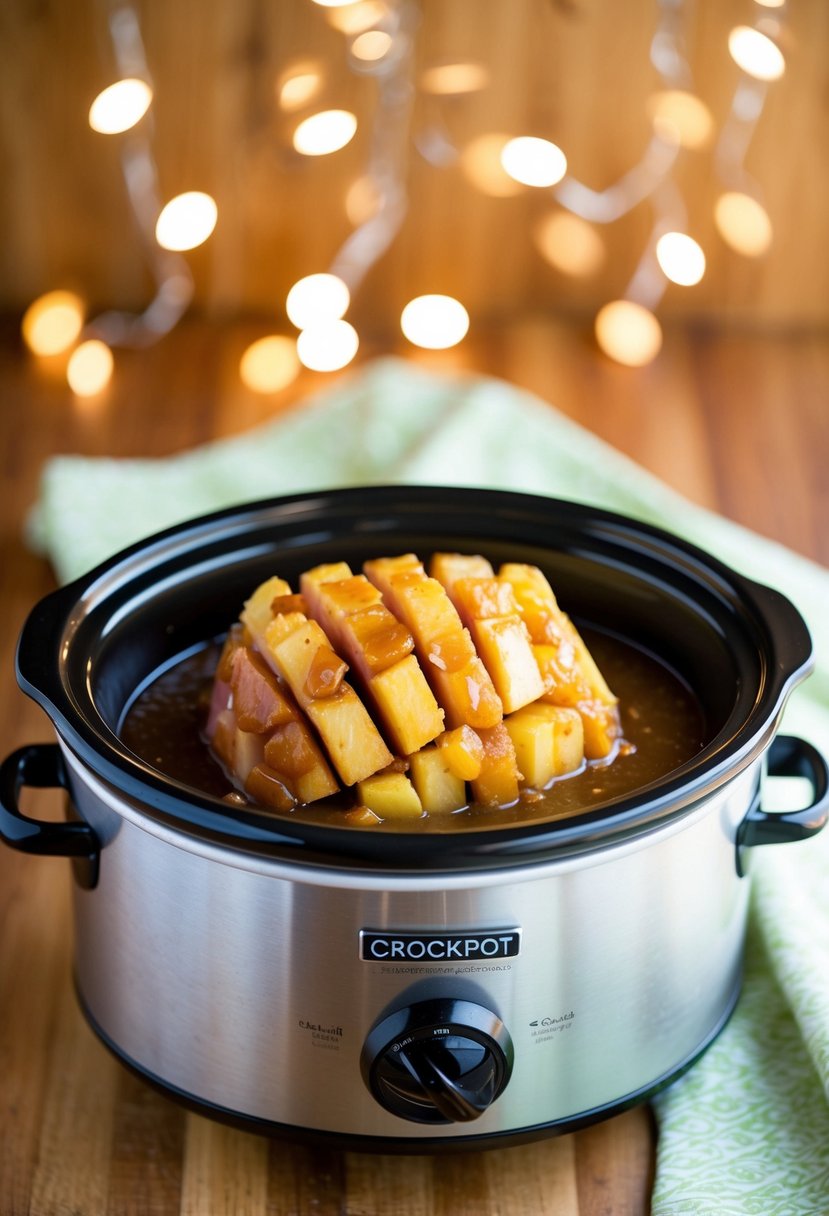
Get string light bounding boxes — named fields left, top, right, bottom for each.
left=21, top=291, right=85, bottom=356
left=155, top=192, right=218, bottom=252
left=655, top=232, right=706, bottom=286
left=646, top=90, right=714, bottom=150
left=293, top=109, right=358, bottom=155
left=88, top=78, right=152, bottom=134
left=714, top=192, right=772, bottom=257
left=500, top=137, right=567, bottom=188
left=297, top=320, right=360, bottom=371
left=595, top=302, right=663, bottom=368
left=533, top=212, right=605, bottom=278
left=66, top=340, right=114, bottom=396
left=351, top=30, right=393, bottom=62
left=420, top=63, right=489, bottom=95
left=277, top=63, right=324, bottom=111
left=286, top=274, right=351, bottom=328
left=400, top=295, right=469, bottom=349
left=727, top=26, right=785, bottom=81
left=239, top=336, right=301, bottom=393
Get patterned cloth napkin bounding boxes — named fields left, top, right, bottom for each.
left=29, top=358, right=829, bottom=1213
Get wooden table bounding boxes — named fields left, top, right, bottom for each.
left=1, top=315, right=826, bottom=1215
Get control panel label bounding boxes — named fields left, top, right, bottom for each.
left=360, top=929, right=521, bottom=963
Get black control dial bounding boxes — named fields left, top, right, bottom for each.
left=361, top=998, right=514, bottom=1124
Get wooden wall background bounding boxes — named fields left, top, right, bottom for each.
left=1, top=0, right=827, bottom=333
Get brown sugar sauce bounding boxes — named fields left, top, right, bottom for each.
left=120, top=628, right=706, bottom=831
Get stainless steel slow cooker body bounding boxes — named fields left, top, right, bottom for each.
left=2, top=487, right=827, bottom=1151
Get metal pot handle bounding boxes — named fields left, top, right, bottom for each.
left=739, top=734, right=829, bottom=849
left=0, top=744, right=99, bottom=889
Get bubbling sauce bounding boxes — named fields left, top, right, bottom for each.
left=120, top=630, right=706, bottom=830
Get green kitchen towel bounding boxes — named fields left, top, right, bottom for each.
left=28, top=358, right=829, bottom=1213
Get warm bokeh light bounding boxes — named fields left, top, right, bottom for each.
left=500, top=137, right=567, bottom=188
left=714, top=192, right=773, bottom=256
left=351, top=30, right=393, bottom=61
left=419, top=62, right=490, bottom=95
left=753, top=0, right=785, bottom=6
left=277, top=66, right=323, bottom=112
left=155, top=192, right=218, bottom=251
left=239, top=336, right=300, bottom=393
left=460, top=134, right=524, bottom=198
left=293, top=110, right=357, bottom=156
left=595, top=301, right=662, bottom=367
left=533, top=212, right=605, bottom=277
left=728, top=26, right=785, bottom=80
left=400, top=295, right=469, bottom=350
left=646, top=90, right=714, bottom=150
left=325, top=2, right=388, bottom=35
left=66, top=340, right=114, bottom=396
left=88, top=78, right=153, bottom=134
left=21, top=290, right=85, bottom=356
left=286, top=274, right=350, bottom=329
left=655, top=232, right=706, bottom=286
left=297, top=320, right=359, bottom=372
left=345, top=175, right=383, bottom=224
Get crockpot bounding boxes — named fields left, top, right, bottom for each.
left=2, top=487, right=827, bottom=1151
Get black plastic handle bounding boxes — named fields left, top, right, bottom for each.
left=0, top=744, right=99, bottom=888
left=739, top=734, right=829, bottom=849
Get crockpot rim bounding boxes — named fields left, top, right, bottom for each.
left=15, top=485, right=813, bottom=872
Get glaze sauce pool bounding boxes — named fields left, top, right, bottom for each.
left=120, top=630, right=706, bottom=830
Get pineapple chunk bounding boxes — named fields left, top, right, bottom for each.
left=367, top=653, right=445, bottom=755
left=499, top=563, right=619, bottom=759
left=241, top=576, right=292, bottom=649
left=263, top=617, right=392, bottom=786
left=302, top=566, right=443, bottom=755
left=364, top=561, right=502, bottom=730
left=451, top=577, right=544, bottom=714
left=356, top=771, right=424, bottom=820
left=428, top=553, right=495, bottom=610
left=505, top=704, right=584, bottom=789
left=245, top=763, right=296, bottom=812
left=436, top=725, right=484, bottom=781
left=470, top=723, right=521, bottom=807
left=409, top=747, right=467, bottom=815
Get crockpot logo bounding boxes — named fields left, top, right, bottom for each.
left=359, top=929, right=521, bottom=962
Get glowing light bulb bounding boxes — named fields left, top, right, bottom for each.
left=88, top=78, right=153, bottom=134
left=67, top=340, right=113, bottom=396
left=325, top=2, right=388, bottom=34
left=345, top=175, right=383, bottom=224
left=351, top=30, right=393, bottom=61
left=310, top=0, right=362, bottom=7
left=420, top=62, right=490, bottom=95
left=21, top=290, right=85, bottom=355
left=239, top=336, right=300, bottom=393
left=400, top=295, right=469, bottom=350
left=714, top=193, right=773, bottom=256
left=155, top=192, right=217, bottom=251
left=293, top=110, right=357, bottom=156
left=533, top=212, right=605, bottom=277
left=595, top=302, right=662, bottom=368
left=500, top=137, right=567, bottom=188
left=646, top=91, right=714, bottom=150
left=278, top=67, right=323, bottom=112
left=655, top=232, right=706, bottom=286
left=460, top=134, right=524, bottom=198
left=297, top=321, right=359, bottom=372
left=728, top=26, right=785, bottom=80
left=286, top=274, right=350, bottom=329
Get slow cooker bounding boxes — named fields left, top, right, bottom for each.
left=2, top=487, right=827, bottom=1151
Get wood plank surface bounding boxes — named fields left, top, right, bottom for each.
left=0, top=314, right=826, bottom=1215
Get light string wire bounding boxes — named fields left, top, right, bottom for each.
left=86, top=2, right=194, bottom=349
